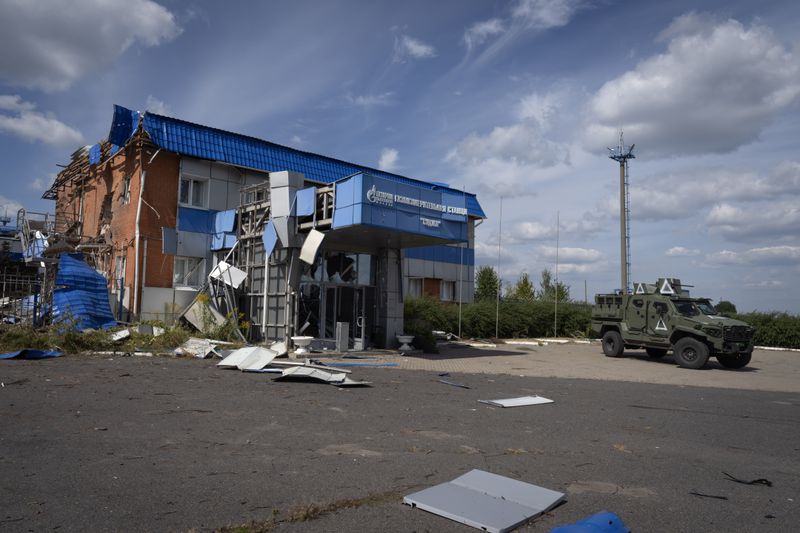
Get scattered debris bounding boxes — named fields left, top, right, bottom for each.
left=689, top=491, right=729, bottom=500
left=236, top=347, right=277, bottom=371
left=182, top=299, right=226, bottom=332
left=478, top=396, right=554, bottom=408
left=325, top=362, right=398, bottom=368
left=722, top=471, right=773, bottom=487
left=136, top=324, right=164, bottom=336
left=404, top=469, right=565, bottom=533
left=217, top=347, right=260, bottom=369
left=439, top=378, right=470, bottom=389
left=275, top=365, right=347, bottom=384
left=110, top=329, right=131, bottom=342
left=334, top=376, right=372, bottom=387
left=0, top=349, right=63, bottom=360
left=550, top=511, right=630, bottom=533
left=174, top=338, right=220, bottom=358
left=208, top=260, right=247, bottom=289
left=271, top=359, right=352, bottom=373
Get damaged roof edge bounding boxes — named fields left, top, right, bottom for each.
left=106, top=104, right=486, bottom=219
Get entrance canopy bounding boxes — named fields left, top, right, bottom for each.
left=330, top=173, right=468, bottom=250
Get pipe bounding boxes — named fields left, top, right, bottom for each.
left=133, top=147, right=161, bottom=317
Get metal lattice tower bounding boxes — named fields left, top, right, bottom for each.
left=608, top=132, right=635, bottom=294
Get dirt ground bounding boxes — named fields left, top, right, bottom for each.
left=1, top=343, right=798, bottom=532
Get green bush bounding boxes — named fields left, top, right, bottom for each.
left=735, top=312, right=800, bottom=349
left=404, top=298, right=594, bottom=341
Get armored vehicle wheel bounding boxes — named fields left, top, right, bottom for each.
left=717, top=352, right=752, bottom=369
left=646, top=347, right=667, bottom=358
left=602, top=330, right=624, bottom=357
left=672, top=338, right=709, bottom=369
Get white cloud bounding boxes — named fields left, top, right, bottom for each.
left=534, top=245, right=605, bottom=274
left=666, top=246, right=700, bottom=257
left=464, top=19, right=505, bottom=50
left=0, top=0, right=181, bottom=91
left=446, top=89, right=572, bottom=196
left=583, top=14, right=800, bottom=156
left=378, top=148, right=399, bottom=172
left=705, top=202, right=800, bottom=243
left=393, top=35, right=436, bottom=63
left=30, top=175, right=52, bottom=191
left=507, top=217, right=602, bottom=244
left=347, top=92, right=395, bottom=109
left=145, top=95, right=172, bottom=116
left=706, top=246, right=800, bottom=266
left=0, top=195, right=23, bottom=217
left=0, top=95, right=35, bottom=112
left=0, top=96, right=82, bottom=146
left=512, top=0, right=584, bottom=30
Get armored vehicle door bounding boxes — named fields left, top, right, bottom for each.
left=627, top=296, right=647, bottom=337
left=649, top=300, right=670, bottom=337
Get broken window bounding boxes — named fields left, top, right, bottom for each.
left=120, top=174, right=132, bottom=205
left=179, top=176, right=207, bottom=208
left=174, top=256, right=204, bottom=287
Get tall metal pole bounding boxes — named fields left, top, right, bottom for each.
left=619, top=158, right=627, bottom=293
left=495, top=196, right=502, bottom=339
left=457, top=184, right=465, bottom=339
left=554, top=211, right=559, bottom=338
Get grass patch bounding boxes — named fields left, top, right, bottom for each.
left=214, top=490, right=403, bottom=533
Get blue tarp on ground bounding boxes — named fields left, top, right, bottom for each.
left=0, top=349, right=62, bottom=360
left=550, top=512, right=630, bottom=533
left=51, top=254, right=116, bottom=331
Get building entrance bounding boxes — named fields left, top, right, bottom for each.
left=298, top=251, right=376, bottom=349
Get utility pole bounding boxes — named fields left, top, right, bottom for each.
left=495, top=196, right=503, bottom=339
left=608, top=132, right=635, bottom=293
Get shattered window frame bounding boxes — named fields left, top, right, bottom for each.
left=173, top=256, right=205, bottom=288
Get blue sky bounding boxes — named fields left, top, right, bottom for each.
left=1, top=0, right=799, bottom=312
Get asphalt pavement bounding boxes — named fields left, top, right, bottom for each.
left=1, top=347, right=798, bottom=532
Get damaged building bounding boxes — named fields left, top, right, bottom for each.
left=43, top=105, right=485, bottom=348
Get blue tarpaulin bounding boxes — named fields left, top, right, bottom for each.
left=211, top=210, right=237, bottom=251
left=550, top=512, right=630, bottom=533
left=0, top=349, right=62, bottom=360
left=51, top=254, right=116, bottom=331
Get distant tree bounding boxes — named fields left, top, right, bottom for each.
left=510, top=272, right=536, bottom=301
left=715, top=300, right=737, bottom=316
left=536, top=268, right=570, bottom=302
left=474, top=265, right=500, bottom=301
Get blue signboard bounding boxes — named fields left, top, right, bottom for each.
left=332, top=173, right=468, bottom=242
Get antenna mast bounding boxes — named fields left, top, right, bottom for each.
left=608, top=131, right=635, bottom=294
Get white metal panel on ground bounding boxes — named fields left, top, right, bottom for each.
left=237, top=347, right=277, bottom=371
left=270, top=360, right=352, bottom=373
left=477, top=396, right=554, bottom=408
left=404, top=469, right=564, bottom=533
left=216, top=347, right=258, bottom=368
left=275, top=366, right=347, bottom=383
left=334, top=376, right=372, bottom=387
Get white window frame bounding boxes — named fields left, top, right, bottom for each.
left=173, top=256, right=205, bottom=288
left=441, top=280, right=455, bottom=302
left=407, top=277, right=423, bottom=298
left=179, top=174, right=209, bottom=209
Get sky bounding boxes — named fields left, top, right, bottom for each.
left=0, top=0, right=799, bottom=313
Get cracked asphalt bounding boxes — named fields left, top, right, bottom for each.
left=1, top=345, right=798, bottom=532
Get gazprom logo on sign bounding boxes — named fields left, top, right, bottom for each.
left=366, top=184, right=468, bottom=216
left=366, top=185, right=394, bottom=206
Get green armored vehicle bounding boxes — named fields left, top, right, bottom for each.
left=591, top=278, right=755, bottom=370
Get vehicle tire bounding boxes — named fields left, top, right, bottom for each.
left=672, top=337, right=709, bottom=369
left=646, top=347, right=667, bottom=358
left=717, top=352, right=752, bottom=369
left=602, top=330, right=624, bottom=357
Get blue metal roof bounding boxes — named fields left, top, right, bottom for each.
left=119, top=107, right=486, bottom=218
